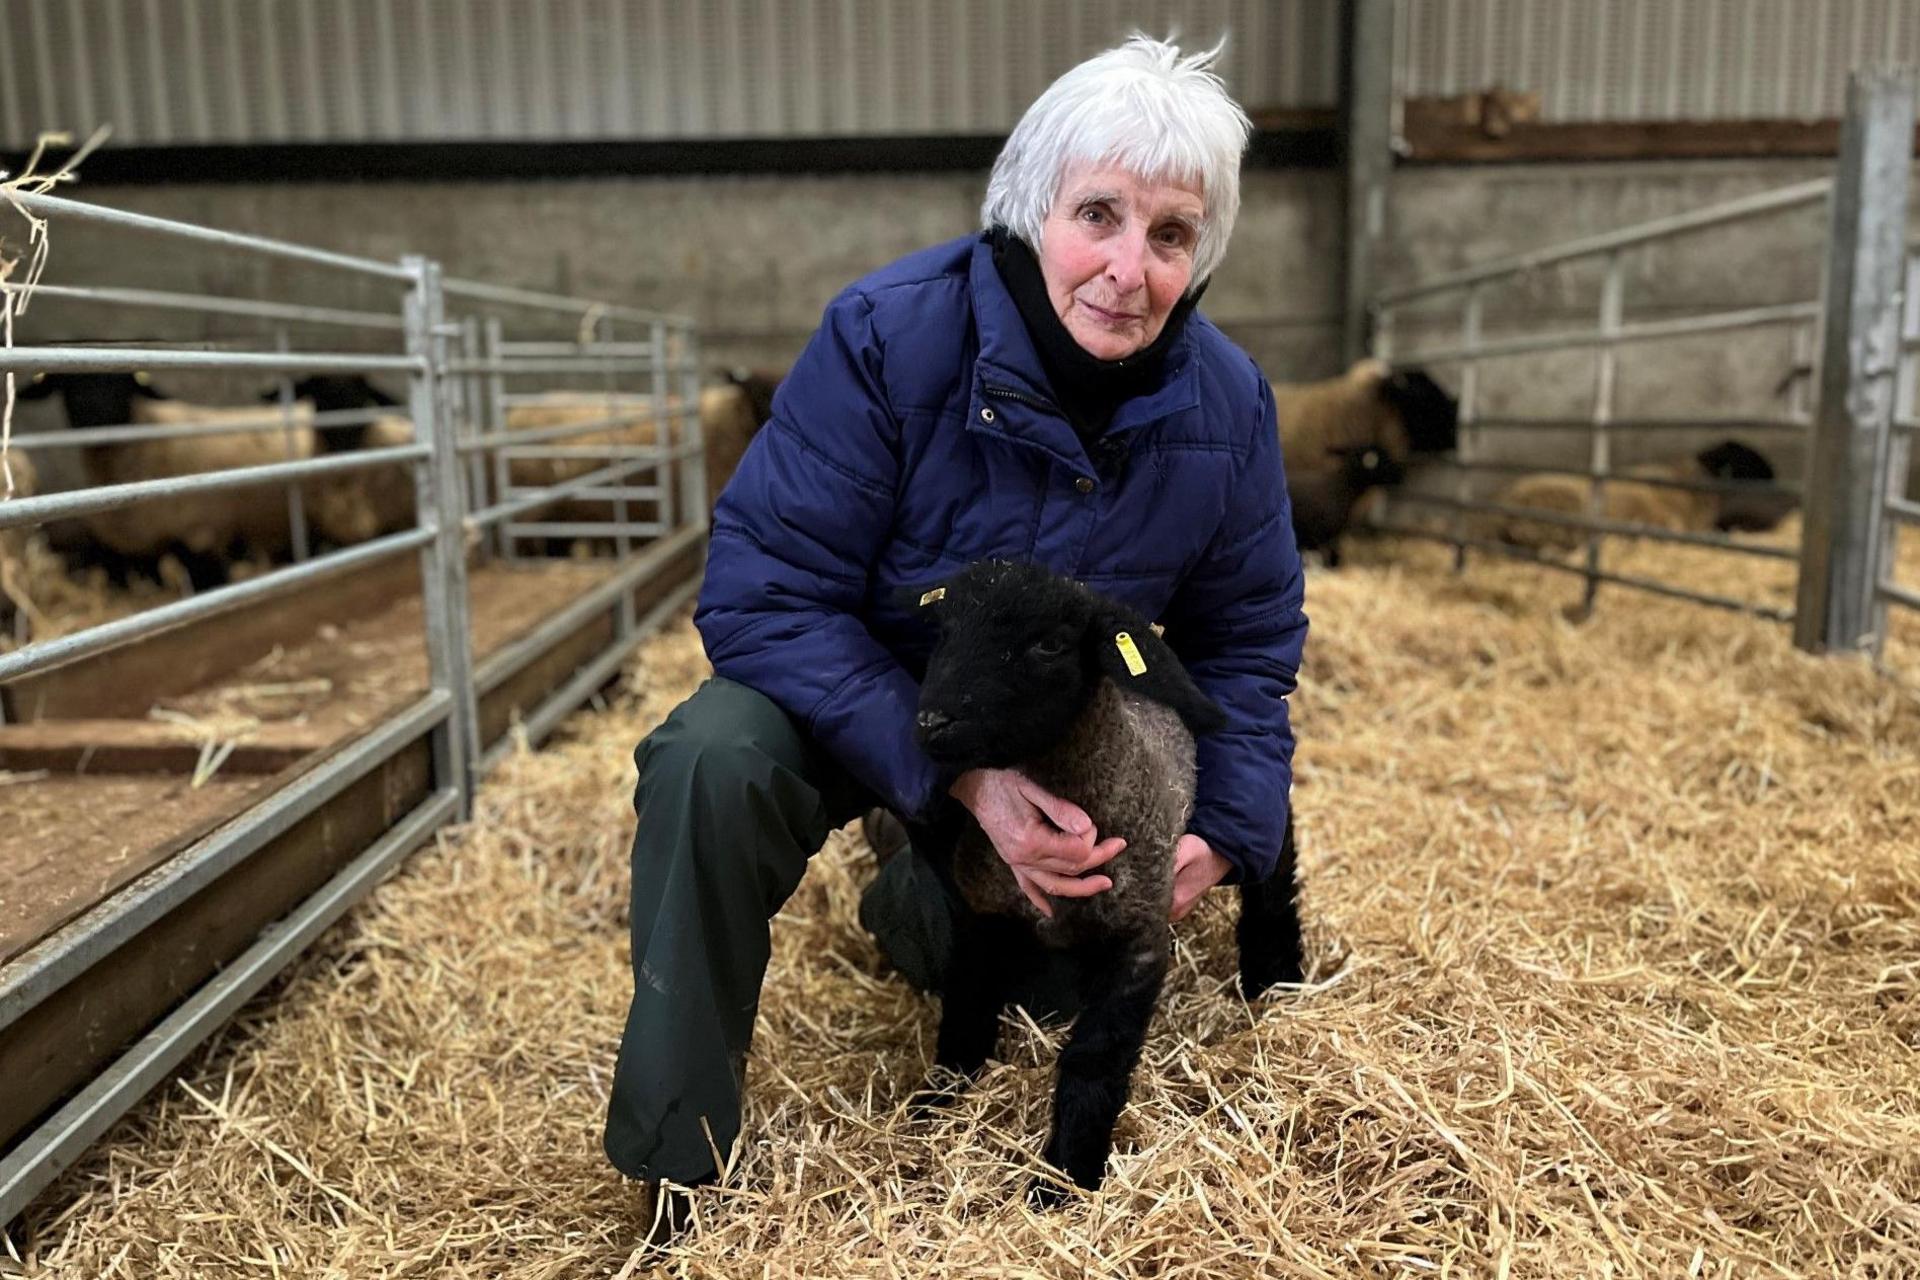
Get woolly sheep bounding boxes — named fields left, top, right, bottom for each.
left=906, top=559, right=1304, bottom=1202
left=1273, top=359, right=1458, bottom=479
left=1484, top=441, right=1790, bottom=552
left=17, top=373, right=317, bottom=586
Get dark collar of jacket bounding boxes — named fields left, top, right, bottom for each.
left=964, top=236, right=1201, bottom=477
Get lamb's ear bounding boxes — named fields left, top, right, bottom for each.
left=1087, top=610, right=1228, bottom=737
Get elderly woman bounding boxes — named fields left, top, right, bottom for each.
left=605, top=35, right=1307, bottom=1233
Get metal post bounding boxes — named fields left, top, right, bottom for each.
left=274, top=328, right=310, bottom=562
left=1341, top=0, right=1396, bottom=365
left=680, top=322, right=707, bottom=533
left=459, top=316, right=490, bottom=564
left=603, top=316, right=634, bottom=566
left=485, top=316, right=514, bottom=562
left=1449, top=287, right=1483, bottom=572
left=404, top=255, right=479, bottom=813
left=1794, top=70, right=1916, bottom=654
left=650, top=318, right=675, bottom=540
left=1873, top=248, right=1920, bottom=658
left=1583, top=252, right=1625, bottom=616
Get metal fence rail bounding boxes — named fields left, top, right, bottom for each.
left=1368, top=70, right=1918, bottom=641
left=0, top=191, right=706, bottom=1223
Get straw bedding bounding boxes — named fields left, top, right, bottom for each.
left=6, top=527, right=1919, bottom=1279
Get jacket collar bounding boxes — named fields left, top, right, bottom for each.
left=965, top=237, right=1200, bottom=471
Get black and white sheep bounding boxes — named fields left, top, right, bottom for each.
left=1288, top=444, right=1408, bottom=568
left=16, top=372, right=318, bottom=587
left=906, top=559, right=1303, bottom=1202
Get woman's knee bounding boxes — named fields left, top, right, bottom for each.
left=636, top=679, right=811, bottom=800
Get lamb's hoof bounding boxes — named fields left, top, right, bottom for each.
left=1026, top=1175, right=1076, bottom=1212
left=1239, top=952, right=1304, bottom=1002
left=907, top=1083, right=966, bottom=1120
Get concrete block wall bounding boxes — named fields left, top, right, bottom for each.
left=13, top=155, right=1919, bottom=499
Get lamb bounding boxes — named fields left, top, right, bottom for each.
left=16, top=372, right=317, bottom=586
left=906, top=559, right=1304, bottom=1203
left=1288, top=444, right=1407, bottom=567
left=1484, top=440, right=1792, bottom=552
left=1274, top=359, right=1458, bottom=479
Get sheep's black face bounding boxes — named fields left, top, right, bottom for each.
left=23, top=372, right=162, bottom=428
left=914, top=562, right=1101, bottom=771
left=1380, top=368, right=1459, bottom=455
left=1335, top=444, right=1407, bottom=490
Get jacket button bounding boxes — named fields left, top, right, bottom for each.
left=979, top=406, right=995, bottom=423
left=1075, top=476, right=1095, bottom=494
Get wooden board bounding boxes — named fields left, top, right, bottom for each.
left=0, top=720, right=326, bottom=775
left=0, top=773, right=274, bottom=967
left=1400, top=108, right=1920, bottom=164
left=1, top=556, right=422, bottom=723
left=0, top=737, right=433, bottom=1151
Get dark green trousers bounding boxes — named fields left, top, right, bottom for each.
left=604, top=676, right=1080, bottom=1185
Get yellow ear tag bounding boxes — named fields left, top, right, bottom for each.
left=919, top=587, right=946, bottom=607
left=1114, top=631, right=1147, bottom=677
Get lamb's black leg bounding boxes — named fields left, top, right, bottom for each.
left=1031, top=937, right=1168, bottom=1206
left=912, top=911, right=1023, bottom=1114
left=1238, top=811, right=1304, bottom=999
left=1324, top=538, right=1343, bottom=569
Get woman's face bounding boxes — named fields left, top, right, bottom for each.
left=1036, top=165, right=1205, bottom=360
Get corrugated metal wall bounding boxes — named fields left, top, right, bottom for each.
left=0, top=0, right=1340, bottom=149
left=1395, top=0, right=1920, bottom=122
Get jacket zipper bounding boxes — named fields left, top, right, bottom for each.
left=980, top=382, right=1058, bottom=414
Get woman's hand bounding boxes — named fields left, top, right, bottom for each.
left=1170, top=834, right=1232, bottom=921
left=949, top=768, right=1125, bottom=919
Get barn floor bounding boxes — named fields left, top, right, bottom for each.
left=0, top=558, right=614, bottom=966
left=7, top=532, right=1918, bottom=1278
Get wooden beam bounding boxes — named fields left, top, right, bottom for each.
left=1401, top=105, right=1920, bottom=164
left=0, top=720, right=326, bottom=775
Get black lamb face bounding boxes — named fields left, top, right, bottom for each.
left=914, top=561, right=1101, bottom=771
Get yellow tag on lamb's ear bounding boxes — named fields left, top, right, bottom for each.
left=133, top=370, right=151, bottom=386
left=918, top=587, right=946, bottom=607
left=1114, top=631, right=1147, bottom=676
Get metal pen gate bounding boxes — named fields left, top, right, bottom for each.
left=1366, top=69, right=1918, bottom=660
left=0, top=190, right=704, bottom=1221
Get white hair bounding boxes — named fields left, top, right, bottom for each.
left=981, top=34, right=1253, bottom=289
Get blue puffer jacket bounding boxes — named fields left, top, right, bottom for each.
left=695, top=234, right=1308, bottom=883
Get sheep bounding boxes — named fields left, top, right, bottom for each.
left=1483, top=440, right=1791, bottom=552
left=906, top=559, right=1304, bottom=1203
left=1273, top=359, right=1458, bottom=480
left=495, top=383, right=767, bottom=530
left=16, top=372, right=316, bottom=587
left=269, top=375, right=418, bottom=546
left=0, top=444, right=40, bottom=636
left=722, top=366, right=782, bottom=431
left=1288, top=444, right=1408, bottom=568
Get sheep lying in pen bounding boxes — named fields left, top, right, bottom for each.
left=906, top=559, right=1303, bottom=1203
left=1484, top=441, right=1792, bottom=552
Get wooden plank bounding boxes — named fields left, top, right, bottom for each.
left=478, top=612, right=615, bottom=748
left=1, top=555, right=421, bottom=723
left=0, top=720, right=327, bottom=775
left=1400, top=109, right=1920, bottom=164
left=0, top=735, right=433, bottom=1151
